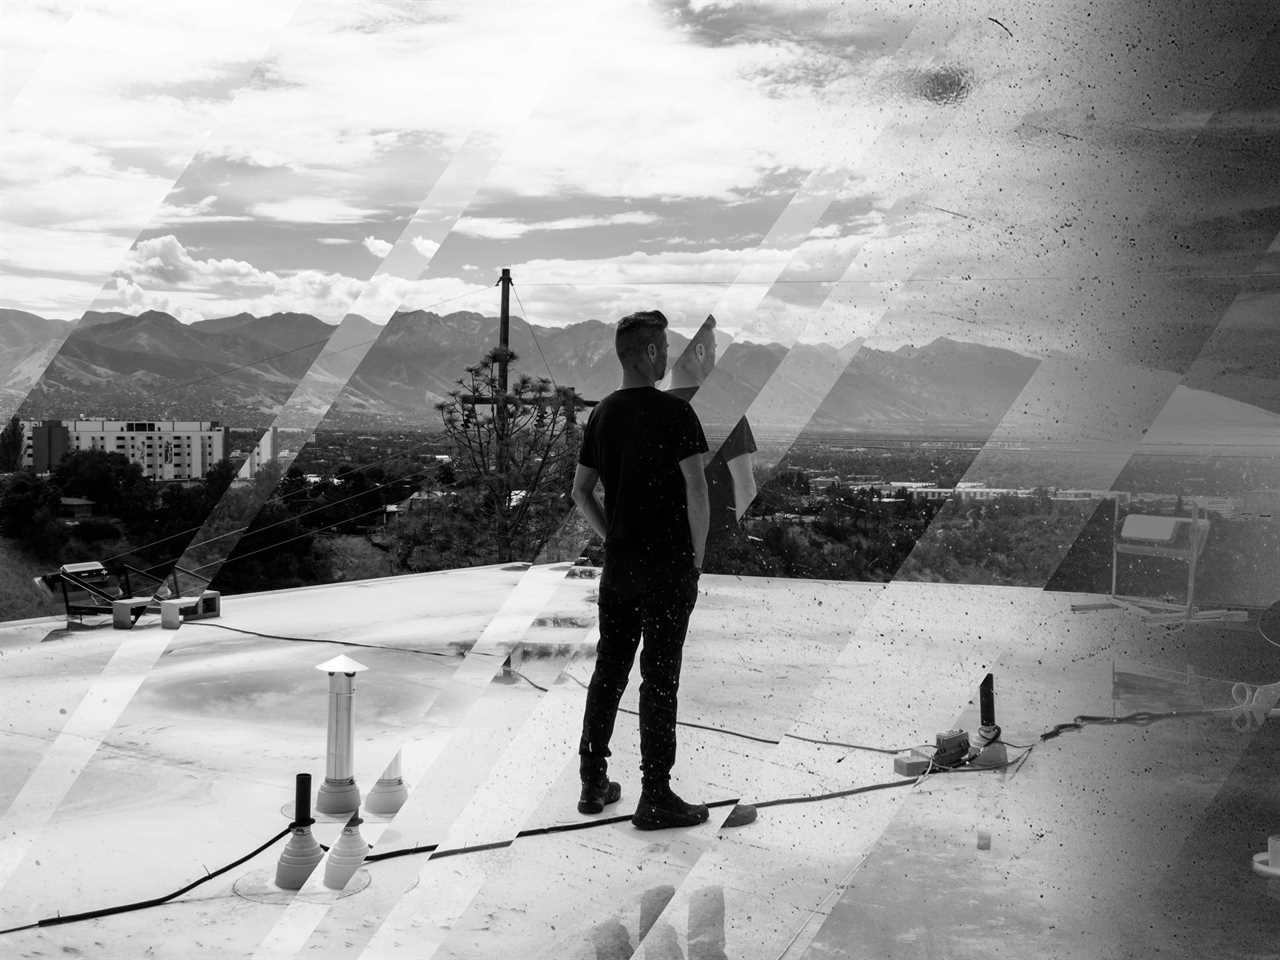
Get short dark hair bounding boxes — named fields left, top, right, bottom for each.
left=615, top=310, right=668, bottom=360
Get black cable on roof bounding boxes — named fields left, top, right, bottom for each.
left=0, top=826, right=291, bottom=935
left=558, top=670, right=908, bottom=753
left=182, top=621, right=457, bottom=658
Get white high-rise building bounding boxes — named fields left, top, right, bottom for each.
left=20, top=419, right=228, bottom=481
left=243, top=426, right=279, bottom=479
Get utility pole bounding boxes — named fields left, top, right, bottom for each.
left=497, top=268, right=512, bottom=394
left=450, top=270, right=595, bottom=562
left=494, top=268, right=512, bottom=478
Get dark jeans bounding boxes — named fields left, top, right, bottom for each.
left=579, top=558, right=700, bottom=787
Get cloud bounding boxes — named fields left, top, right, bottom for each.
left=412, top=237, right=440, bottom=259
left=0, top=221, right=139, bottom=283
left=121, top=234, right=265, bottom=287
left=153, top=194, right=250, bottom=225
left=189, top=0, right=937, bottom=203
left=0, top=272, right=104, bottom=320
left=0, top=144, right=172, bottom=233
left=1, top=2, right=81, bottom=107
left=453, top=212, right=661, bottom=240
left=250, top=196, right=385, bottom=223
left=6, top=0, right=1233, bottom=366
left=96, top=233, right=493, bottom=325
left=474, top=232, right=880, bottom=336
left=362, top=236, right=393, bottom=257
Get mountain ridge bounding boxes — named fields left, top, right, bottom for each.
left=4, top=308, right=1046, bottom=434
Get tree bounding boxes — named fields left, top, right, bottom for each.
left=52, top=450, right=154, bottom=525
left=0, top=471, right=66, bottom=562
left=0, top=417, right=23, bottom=472
left=432, top=348, right=580, bottom=565
left=202, top=459, right=237, bottom=506
left=0, top=471, right=59, bottom=540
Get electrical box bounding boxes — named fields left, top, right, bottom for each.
left=893, top=748, right=935, bottom=777
left=934, top=729, right=970, bottom=766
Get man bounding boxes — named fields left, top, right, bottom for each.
left=572, top=309, right=712, bottom=830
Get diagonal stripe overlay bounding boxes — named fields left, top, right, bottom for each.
left=0, top=630, right=171, bottom=896
left=3, top=0, right=309, bottom=424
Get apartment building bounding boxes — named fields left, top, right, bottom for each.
left=20, top=419, right=229, bottom=481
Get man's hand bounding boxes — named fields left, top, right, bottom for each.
left=678, top=453, right=710, bottom=571
left=571, top=465, right=608, bottom=541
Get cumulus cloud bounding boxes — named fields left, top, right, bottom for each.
left=411, top=237, right=440, bottom=260
left=362, top=236, right=393, bottom=257
left=96, top=233, right=494, bottom=325
left=120, top=234, right=266, bottom=286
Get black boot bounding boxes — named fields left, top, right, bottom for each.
left=578, top=757, right=622, bottom=815
left=632, top=780, right=709, bottom=830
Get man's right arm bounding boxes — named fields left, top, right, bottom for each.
left=678, top=453, right=710, bottom=570
left=572, top=465, right=608, bottom=541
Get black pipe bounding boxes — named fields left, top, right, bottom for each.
left=979, top=673, right=995, bottom=728
left=294, top=773, right=313, bottom=827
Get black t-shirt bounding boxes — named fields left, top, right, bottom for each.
left=578, top=386, right=708, bottom=567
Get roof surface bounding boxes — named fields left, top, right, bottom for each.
left=1, top=565, right=1278, bottom=959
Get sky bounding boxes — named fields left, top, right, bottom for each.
left=2, top=0, right=1278, bottom=361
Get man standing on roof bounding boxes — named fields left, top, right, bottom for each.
left=572, top=309, right=712, bottom=830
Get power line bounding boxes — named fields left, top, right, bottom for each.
left=511, top=286, right=558, bottom=390
left=187, top=503, right=390, bottom=573
left=106, top=464, right=436, bottom=575
left=98, top=439, right=456, bottom=567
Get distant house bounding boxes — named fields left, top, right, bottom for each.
left=58, top=496, right=95, bottom=520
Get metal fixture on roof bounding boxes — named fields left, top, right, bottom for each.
left=323, top=812, right=370, bottom=890
left=364, top=750, right=408, bottom=817
left=315, top=655, right=368, bottom=816
left=275, top=773, right=323, bottom=890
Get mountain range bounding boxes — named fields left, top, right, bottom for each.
left=0, top=307, right=1053, bottom=435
